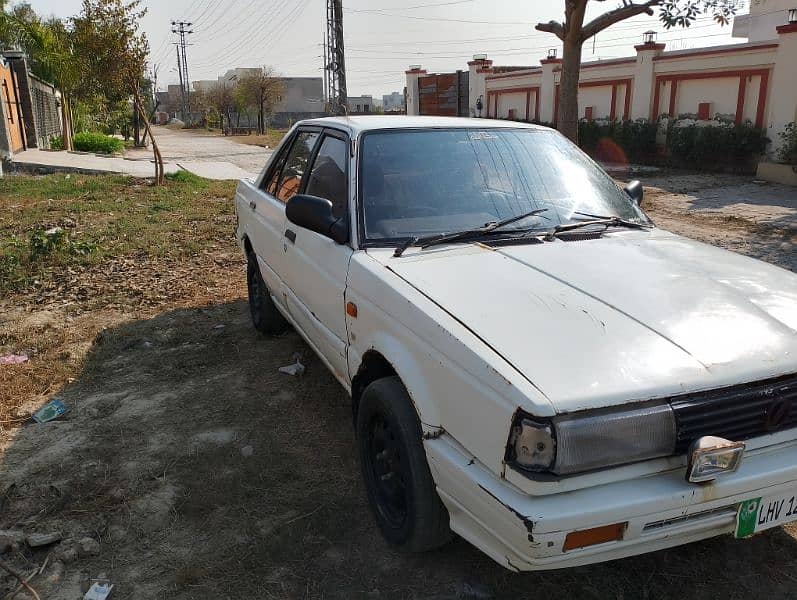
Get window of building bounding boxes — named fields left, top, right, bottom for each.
left=584, top=106, right=594, bottom=121
left=364, top=104, right=370, bottom=113
left=355, top=104, right=361, bottom=112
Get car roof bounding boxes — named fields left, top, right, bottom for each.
left=297, top=115, right=550, bottom=136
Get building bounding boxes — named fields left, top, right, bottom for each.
left=188, top=70, right=325, bottom=127
left=0, top=51, right=62, bottom=159
left=405, top=0, right=797, bottom=179
left=382, top=91, right=405, bottom=113
left=347, top=95, right=375, bottom=114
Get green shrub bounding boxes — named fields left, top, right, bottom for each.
left=777, top=122, right=797, bottom=166
left=666, top=122, right=768, bottom=172
left=49, top=136, right=64, bottom=150
left=73, top=131, right=124, bottom=154
left=576, top=119, right=659, bottom=164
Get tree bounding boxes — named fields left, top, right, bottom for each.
left=239, top=67, right=284, bottom=134
left=536, top=0, right=740, bottom=142
left=206, top=83, right=235, bottom=132
left=70, top=0, right=164, bottom=183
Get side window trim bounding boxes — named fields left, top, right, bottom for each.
left=260, top=132, right=295, bottom=195
left=304, top=129, right=350, bottom=220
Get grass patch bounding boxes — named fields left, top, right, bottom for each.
left=227, top=128, right=289, bottom=149
left=0, top=173, right=236, bottom=297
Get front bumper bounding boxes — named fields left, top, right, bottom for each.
left=425, top=433, right=797, bottom=571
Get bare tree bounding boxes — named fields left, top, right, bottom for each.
left=239, top=67, right=284, bottom=134
left=536, top=0, right=740, bottom=142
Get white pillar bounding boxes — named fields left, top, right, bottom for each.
left=631, top=42, right=666, bottom=121
left=405, top=66, right=426, bottom=117
left=767, top=23, right=797, bottom=158
left=468, top=57, right=492, bottom=117
left=539, top=57, right=561, bottom=124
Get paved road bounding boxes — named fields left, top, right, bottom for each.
left=127, top=126, right=272, bottom=178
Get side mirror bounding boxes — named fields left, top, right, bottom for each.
left=286, top=194, right=349, bottom=244
left=624, top=180, right=644, bottom=206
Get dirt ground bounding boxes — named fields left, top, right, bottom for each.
left=0, top=172, right=796, bottom=599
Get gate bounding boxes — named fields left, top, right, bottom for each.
left=1, top=62, right=26, bottom=152
left=418, top=71, right=469, bottom=117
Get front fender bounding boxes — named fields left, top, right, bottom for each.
left=346, top=251, right=554, bottom=476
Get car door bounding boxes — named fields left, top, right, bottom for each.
left=245, top=128, right=321, bottom=301
left=281, top=129, right=353, bottom=383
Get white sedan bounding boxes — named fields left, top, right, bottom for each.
left=234, top=116, right=797, bottom=570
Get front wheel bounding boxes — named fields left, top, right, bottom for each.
left=246, top=251, right=289, bottom=335
left=357, top=376, right=453, bottom=552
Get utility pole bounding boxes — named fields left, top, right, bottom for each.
left=325, top=0, right=347, bottom=115
left=175, top=43, right=185, bottom=120
left=322, top=31, right=329, bottom=113
left=171, top=20, right=193, bottom=124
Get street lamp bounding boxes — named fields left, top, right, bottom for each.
left=547, top=48, right=557, bottom=59
left=788, top=8, right=797, bottom=23
left=643, top=30, right=658, bottom=45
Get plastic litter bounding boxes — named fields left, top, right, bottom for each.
left=278, top=354, right=305, bottom=376
left=0, top=354, right=28, bottom=365
left=32, top=399, right=70, bottom=424
left=84, top=581, right=114, bottom=600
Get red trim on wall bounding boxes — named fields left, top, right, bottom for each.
left=487, top=86, right=540, bottom=120
left=580, top=58, right=636, bottom=69
left=485, top=69, right=542, bottom=80
left=776, top=23, right=797, bottom=34
left=553, top=78, right=632, bottom=123
left=609, top=84, right=617, bottom=121
left=756, top=70, right=769, bottom=129
left=540, top=58, right=562, bottom=65
left=735, top=76, right=746, bottom=124
left=653, top=43, right=778, bottom=61
left=634, top=43, right=666, bottom=51
left=668, top=79, right=678, bottom=119
left=651, top=69, right=770, bottom=127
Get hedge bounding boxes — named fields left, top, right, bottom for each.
left=73, top=132, right=124, bottom=154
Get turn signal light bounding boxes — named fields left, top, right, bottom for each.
left=563, top=522, right=627, bottom=552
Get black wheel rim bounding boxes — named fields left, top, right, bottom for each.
left=365, top=414, right=408, bottom=529
left=248, top=261, right=264, bottom=325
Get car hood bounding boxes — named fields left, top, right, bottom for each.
left=369, top=229, right=797, bottom=413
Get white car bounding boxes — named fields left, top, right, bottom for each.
left=234, top=116, right=797, bottom=571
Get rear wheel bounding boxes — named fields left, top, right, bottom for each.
left=357, top=376, right=453, bottom=552
left=246, top=251, right=288, bottom=335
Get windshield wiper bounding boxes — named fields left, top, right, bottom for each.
left=393, top=208, right=550, bottom=257
left=544, top=214, right=649, bottom=241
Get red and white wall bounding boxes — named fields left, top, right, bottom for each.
left=405, top=2, right=797, bottom=164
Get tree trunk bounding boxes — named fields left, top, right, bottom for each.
left=132, top=82, right=164, bottom=185
left=558, top=35, right=584, bottom=143
left=60, top=94, right=74, bottom=151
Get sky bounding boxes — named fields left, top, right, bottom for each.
left=21, top=0, right=749, bottom=98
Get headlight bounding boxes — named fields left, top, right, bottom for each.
left=508, top=402, right=676, bottom=476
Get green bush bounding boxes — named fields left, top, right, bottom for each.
left=73, top=131, right=124, bottom=154
left=777, top=122, right=797, bottom=166
left=666, top=122, right=768, bottom=172
left=577, top=119, right=659, bottom=164
left=49, top=136, right=64, bottom=150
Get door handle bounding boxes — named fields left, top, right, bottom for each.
left=249, top=200, right=256, bottom=210
left=285, top=229, right=296, bottom=244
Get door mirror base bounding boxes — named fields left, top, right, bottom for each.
left=286, top=194, right=349, bottom=244
left=624, top=180, right=644, bottom=207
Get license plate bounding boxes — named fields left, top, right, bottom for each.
left=736, top=492, right=797, bottom=538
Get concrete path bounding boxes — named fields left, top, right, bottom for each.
left=10, top=149, right=181, bottom=178
left=9, top=126, right=270, bottom=180
left=126, top=126, right=271, bottom=178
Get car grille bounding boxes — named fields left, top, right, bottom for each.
left=670, top=373, right=797, bottom=453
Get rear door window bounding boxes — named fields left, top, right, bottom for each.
left=274, top=131, right=321, bottom=203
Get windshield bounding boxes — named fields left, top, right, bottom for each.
left=359, top=128, right=649, bottom=243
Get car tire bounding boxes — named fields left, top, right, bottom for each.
left=246, top=251, right=289, bottom=335
left=357, top=376, right=453, bottom=552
